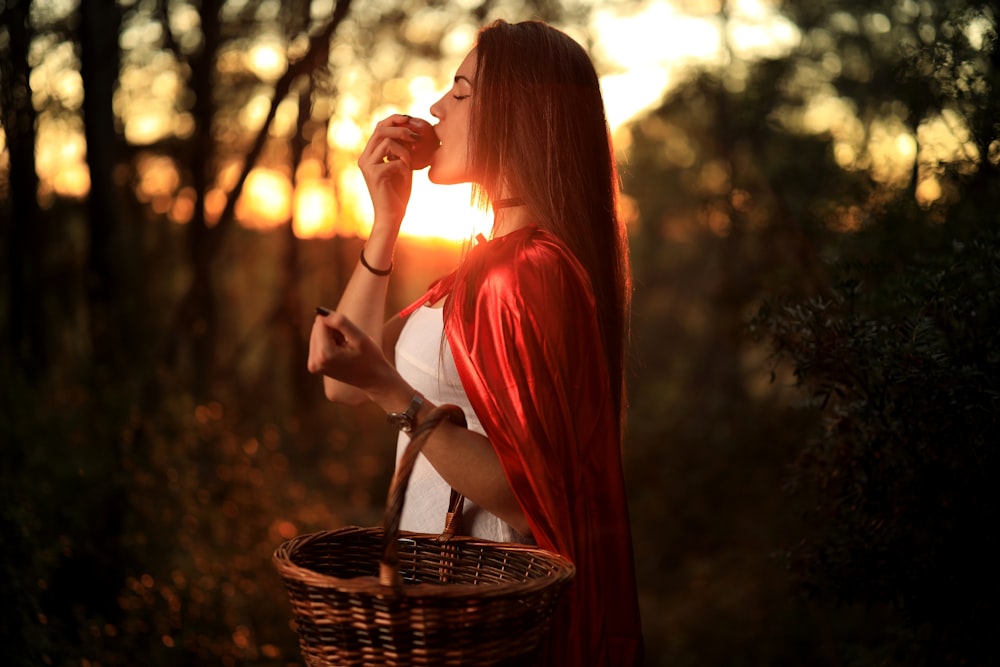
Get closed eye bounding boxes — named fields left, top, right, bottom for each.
left=452, top=74, right=473, bottom=101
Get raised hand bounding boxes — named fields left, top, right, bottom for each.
left=358, top=114, right=422, bottom=234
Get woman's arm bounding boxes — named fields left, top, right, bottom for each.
left=310, top=114, right=419, bottom=404
left=376, top=376, right=529, bottom=536
left=313, top=250, right=395, bottom=405
left=308, top=309, right=530, bottom=536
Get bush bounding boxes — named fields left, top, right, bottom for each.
left=753, top=223, right=1000, bottom=666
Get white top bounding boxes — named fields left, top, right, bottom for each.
left=393, top=305, right=528, bottom=543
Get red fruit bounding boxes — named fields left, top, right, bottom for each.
left=407, top=118, right=439, bottom=170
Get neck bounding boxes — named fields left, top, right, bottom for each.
left=492, top=206, right=533, bottom=238
left=491, top=195, right=532, bottom=238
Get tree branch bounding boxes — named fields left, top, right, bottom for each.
left=205, top=0, right=353, bottom=256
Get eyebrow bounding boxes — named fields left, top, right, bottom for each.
left=455, top=75, right=474, bottom=86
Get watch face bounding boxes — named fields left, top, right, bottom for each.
left=389, top=413, right=414, bottom=432
left=388, top=395, right=422, bottom=433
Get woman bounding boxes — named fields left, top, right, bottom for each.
left=308, top=20, right=643, bottom=666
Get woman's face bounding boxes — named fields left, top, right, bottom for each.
left=428, top=49, right=477, bottom=185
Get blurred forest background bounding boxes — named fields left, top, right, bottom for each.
left=1, top=0, right=997, bottom=665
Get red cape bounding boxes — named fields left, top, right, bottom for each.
left=401, top=227, right=642, bottom=666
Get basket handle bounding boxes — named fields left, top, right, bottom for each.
left=442, top=488, right=466, bottom=541
left=379, top=403, right=468, bottom=588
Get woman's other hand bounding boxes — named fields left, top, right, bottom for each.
left=358, top=114, right=420, bottom=234
left=308, top=308, right=394, bottom=399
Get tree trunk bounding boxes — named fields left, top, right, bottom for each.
left=285, top=82, right=316, bottom=408
left=0, top=4, right=46, bottom=658
left=2, top=0, right=45, bottom=374
left=79, top=0, right=127, bottom=371
left=185, top=0, right=224, bottom=397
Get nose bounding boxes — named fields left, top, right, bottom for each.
left=430, top=94, right=445, bottom=121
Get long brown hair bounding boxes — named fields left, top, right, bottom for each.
left=465, top=20, right=632, bottom=418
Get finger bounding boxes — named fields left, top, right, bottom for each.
left=381, top=125, right=422, bottom=142
left=361, top=118, right=420, bottom=159
left=362, top=128, right=419, bottom=159
left=373, top=113, right=413, bottom=129
left=405, top=116, right=431, bottom=131
left=314, top=306, right=346, bottom=345
left=323, top=310, right=358, bottom=334
left=370, top=138, right=412, bottom=167
left=315, top=308, right=351, bottom=346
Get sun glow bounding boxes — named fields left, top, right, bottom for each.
left=400, top=173, right=491, bottom=243
left=334, top=163, right=491, bottom=244
left=321, top=74, right=495, bottom=244
left=236, top=168, right=292, bottom=228
left=25, top=0, right=815, bottom=242
left=293, top=178, right=337, bottom=238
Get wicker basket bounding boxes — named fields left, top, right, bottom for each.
left=273, top=404, right=576, bottom=666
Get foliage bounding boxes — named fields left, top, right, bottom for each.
left=2, top=359, right=402, bottom=667
left=0, top=216, right=452, bottom=665
left=3, top=0, right=999, bottom=666
left=780, top=0, right=999, bottom=196
left=620, top=0, right=998, bottom=661
left=752, top=212, right=1000, bottom=665
left=0, top=331, right=392, bottom=667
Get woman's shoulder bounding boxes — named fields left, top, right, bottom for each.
left=474, top=226, right=588, bottom=289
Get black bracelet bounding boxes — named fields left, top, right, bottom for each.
left=359, top=247, right=393, bottom=276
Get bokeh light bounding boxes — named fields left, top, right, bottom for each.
left=16, top=2, right=984, bottom=235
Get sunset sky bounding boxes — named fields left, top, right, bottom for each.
left=21, top=0, right=944, bottom=244
left=325, top=0, right=800, bottom=241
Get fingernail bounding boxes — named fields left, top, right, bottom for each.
left=409, top=130, right=421, bottom=140
left=315, top=306, right=331, bottom=316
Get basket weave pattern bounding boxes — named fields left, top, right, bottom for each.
left=273, top=405, right=576, bottom=666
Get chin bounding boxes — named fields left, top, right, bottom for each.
left=427, top=167, right=463, bottom=186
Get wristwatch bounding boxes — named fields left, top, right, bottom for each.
left=387, top=394, right=424, bottom=433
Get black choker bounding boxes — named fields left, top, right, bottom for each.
left=493, top=197, right=525, bottom=209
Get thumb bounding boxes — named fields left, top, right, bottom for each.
left=314, top=307, right=355, bottom=346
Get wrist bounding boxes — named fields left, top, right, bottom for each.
left=368, top=219, right=402, bottom=245
left=387, top=394, right=424, bottom=433
left=367, top=373, right=435, bottom=435
left=361, top=231, right=396, bottom=273
left=365, top=367, right=416, bottom=415
left=359, top=246, right=393, bottom=276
